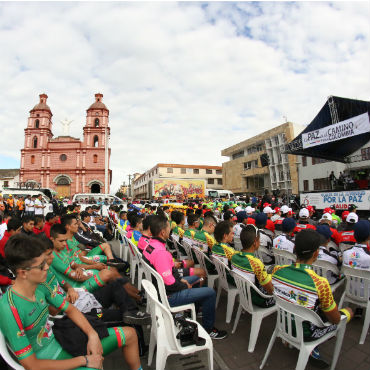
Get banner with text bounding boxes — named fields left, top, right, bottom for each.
left=302, top=112, right=370, bottom=149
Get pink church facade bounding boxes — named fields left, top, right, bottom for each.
left=20, top=93, right=111, bottom=197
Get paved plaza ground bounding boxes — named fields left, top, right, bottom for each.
left=104, top=240, right=369, bottom=370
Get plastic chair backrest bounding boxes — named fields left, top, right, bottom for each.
left=342, top=265, right=370, bottom=303
left=274, top=295, right=327, bottom=346
left=234, top=237, right=243, bottom=251
left=212, top=257, right=231, bottom=290
left=273, top=249, right=296, bottom=266
left=180, top=240, right=194, bottom=260
left=339, top=242, right=355, bottom=253
left=128, top=238, right=142, bottom=260
left=141, top=279, right=179, bottom=351
left=312, top=259, right=340, bottom=279
left=0, top=330, right=24, bottom=370
left=192, top=245, right=214, bottom=273
left=255, top=245, right=272, bottom=262
left=231, top=271, right=273, bottom=314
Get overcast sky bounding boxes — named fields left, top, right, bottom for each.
left=0, top=1, right=369, bottom=193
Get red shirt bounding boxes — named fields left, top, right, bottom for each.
left=266, top=219, right=275, bottom=233
left=294, top=222, right=316, bottom=234
left=339, top=230, right=356, bottom=244
left=0, top=231, right=11, bottom=258
left=43, top=221, right=53, bottom=238
left=33, top=227, right=45, bottom=235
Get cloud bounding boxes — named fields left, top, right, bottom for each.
left=0, top=1, right=368, bottom=193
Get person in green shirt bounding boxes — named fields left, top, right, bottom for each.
left=231, top=224, right=274, bottom=307
left=0, top=234, right=141, bottom=370
left=183, top=214, right=200, bottom=243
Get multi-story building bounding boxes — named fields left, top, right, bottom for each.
left=299, top=143, right=370, bottom=192
left=221, top=122, right=304, bottom=195
left=0, top=169, right=20, bottom=191
left=19, top=93, right=111, bottom=198
left=133, top=163, right=223, bottom=199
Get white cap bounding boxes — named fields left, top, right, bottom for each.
left=235, top=206, right=242, bottom=213
left=245, top=206, right=255, bottom=214
left=346, top=212, right=358, bottom=223
left=299, top=208, right=309, bottom=218
left=280, top=205, right=291, bottom=214
left=320, top=213, right=332, bottom=222
left=263, top=206, right=275, bottom=214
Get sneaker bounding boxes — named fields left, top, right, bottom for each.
left=309, top=347, right=329, bottom=369
left=106, top=259, right=130, bottom=272
left=207, top=327, right=228, bottom=340
left=123, top=311, right=151, bottom=325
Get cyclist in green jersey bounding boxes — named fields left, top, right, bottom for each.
left=0, top=234, right=141, bottom=370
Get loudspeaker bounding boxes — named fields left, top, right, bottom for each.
left=260, top=154, right=269, bottom=167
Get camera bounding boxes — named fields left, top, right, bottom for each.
left=173, top=313, right=206, bottom=347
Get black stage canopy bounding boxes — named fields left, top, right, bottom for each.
left=285, top=96, right=370, bottom=163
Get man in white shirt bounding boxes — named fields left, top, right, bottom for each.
left=34, top=194, right=45, bottom=216
left=0, top=215, right=7, bottom=240
left=273, top=217, right=296, bottom=253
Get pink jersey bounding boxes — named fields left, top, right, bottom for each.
left=126, top=229, right=133, bottom=239
left=138, top=235, right=151, bottom=251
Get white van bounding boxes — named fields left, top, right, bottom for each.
left=206, top=189, right=235, bottom=199
left=1, top=189, right=53, bottom=213
left=72, top=193, right=123, bottom=205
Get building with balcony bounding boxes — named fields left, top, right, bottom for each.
left=221, top=122, right=304, bottom=195
left=133, top=163, right=223, bottom=199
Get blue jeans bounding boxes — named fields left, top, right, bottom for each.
left=167, top=275, right=216, bottom=331
left=95, top=224, right=106, bottom=233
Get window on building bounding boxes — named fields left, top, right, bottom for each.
left=3, top=181, right=9, bottom=187
left=206, top=169, right=212, bottom=174
left=286, top=170, right=291, bottom=180
left=35, top=119, right=40, bottom=128
left=279, top=171, right=284, bottom=181
left=217, top=178, right=222, bottom=185
left=361, top=147, right=370, bottom=160
left=60, top=154, right=67, bottom=161
left=94, top=118, right=100, bottom=127
left=167, top=167, right=173, bottom=173
left=93, top=136, right=99, bottom=147
left=193, top=169, right=199, bottom=174
left=216, top=169, right=222, bottom=175
left=208, top=178, right=214, bottom=184
left=303, top=180, right=309, bottom=191
left=33, top=137, right=37, bottom=148
left=244, top=161, right=251, bottom=170
left=302, top=156, right=307, bottom=167
left=313, top=178, right=330, bottom=191
left=232, top=150, right=244, bottom=160
left=93, top=154, right=98, bottom=163
left=312, top=157, right=331, bottom=165
left=181, top=168, right=186, bottom=174
left=274, top=136, right=279, bottom=145
left=31, top=155, right=35, bottom=164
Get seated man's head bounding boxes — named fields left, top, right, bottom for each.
left=255, top=213, right=267, bottom=230
left=240, top=224, right=260, bottom=252
left=80, top=211, right=91, bottom=224
left=282, top=217, right=296, bottom=235
left=316, top=225, right=332, bottom=247
left=187, top=214, right=200, bottom=229
left=294, top=229, right=321, bottom=263
left=171, top=211, right=185, bottom=227
left=6, top=218, right=22, bottom=236
left=131, top=215, right=143, bottom=232
left=34, top=215, right=45, bottom=230
left=50, top=224, right=68, bottom=252
left=142, top=215, right=156, bottom=237
left=60, top=214, right=79, bottom=235
left=22, top=215, right=34, bottom=232
left=119, top=211, right=127, bottom=220
left=45, top=212, right=58, bottom=224
left=149, top=215, right=170, bottom=241
left=202, top=215, right=217, bottom=234
left=36, top=233, right=54, bottom=267
left=5, top=234, right=48, bottom=283
left=354, top=220, right=370, bottom=244
left=214, top=221, right=234, bottom=244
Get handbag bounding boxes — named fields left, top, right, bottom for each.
left=53, top=311, right=109, bottom=356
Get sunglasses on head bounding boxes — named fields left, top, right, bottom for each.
left=24, top=260, right=48, bottom=271
left=246, top=224, right=259, bottom=238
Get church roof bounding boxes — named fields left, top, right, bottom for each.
left=87, top=93, right=109, bottom=112
left=30, top=93, right=52, bottom=113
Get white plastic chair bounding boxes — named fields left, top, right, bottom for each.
left=126, top=237, right=145, bottom=289
left=339, top=242, right=355, bottom=253
left=140, top=259, right=196, bottom=320
left=339, top=266, right=370, bottom=345
left=180, top=240, right=195, bottom=261
left=260, top=296, right=347, bottom=370
left=118, top=230, right=129, bottom=261
left=192, top=245, right=218, bottom=289
left=230, top=271, right=277, bottom=352
left=255, top=245, right=275, bottom=266
left=142, top=279, right=214, bottom=370
left=211, top=257, right=239, bottom=323
left=0, top=330, right=25, bottom=370
left=233, top=237, right=243, bottom=251
left=312, top=260, right=345, bottom=293
left=272, top=248, right=296, bottom=266
left=170, top=236, right=188, bottom=260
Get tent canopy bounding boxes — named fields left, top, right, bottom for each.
left=285, top=96, right=370, bottom=163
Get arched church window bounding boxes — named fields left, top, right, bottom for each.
left=57, top=176, right=70, bottom=185
left=60, top=154, right=67, bottom=161
left=94, top=118, right=100, bottom=127
left=35, top=119, right=40, bottom=128
left=31, top=155, right=35, bottom=164
left=93, top=136, right=99, bottom=147
left=93, top=154, right=98, bottom=163
left=33, top=136, right=38, bottom=148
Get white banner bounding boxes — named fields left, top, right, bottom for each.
left=302, top=112, right=370, bottom=149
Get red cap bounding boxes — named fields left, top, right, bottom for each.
left=263, top=202, right=271, bottom=208
left=324, top=207, right=334, bottom=214
left=341, top=211, right=349, bottom=221
left=306, top=205, right=315, bottom=213
left=274, top=207, right=280, bottom=213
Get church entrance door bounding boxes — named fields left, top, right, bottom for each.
left=57, top=185, right=71, bottom=198
left=91, top=183, right=101, bottom=193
